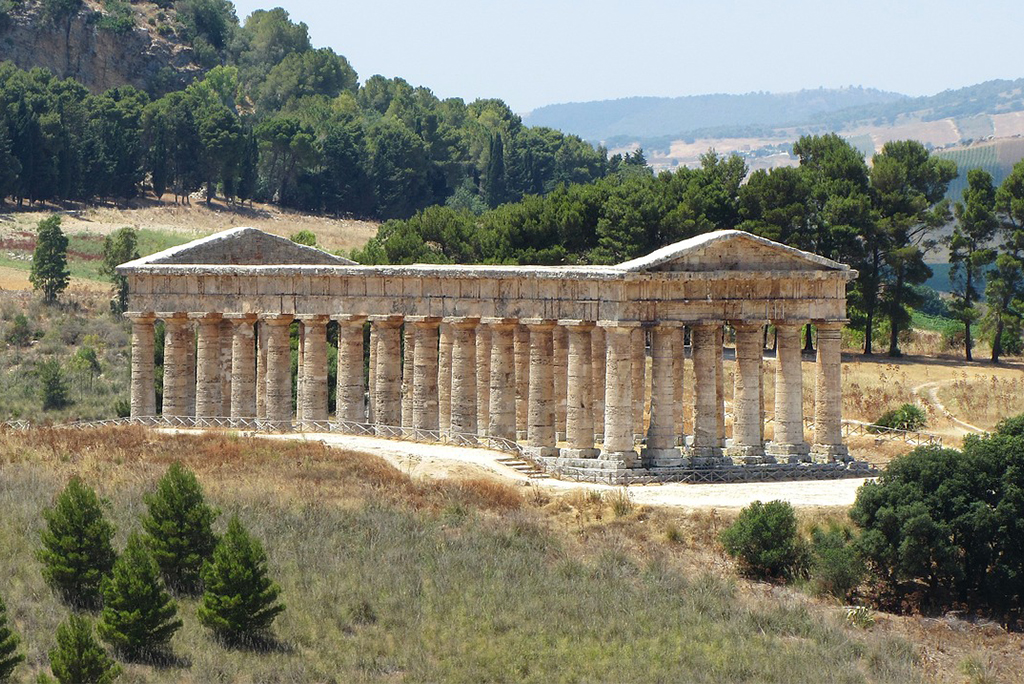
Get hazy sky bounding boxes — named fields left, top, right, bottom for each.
left=230, top=0, right=1024, bottom=113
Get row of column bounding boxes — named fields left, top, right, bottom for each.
left=128, top=314, right=848, bottom=465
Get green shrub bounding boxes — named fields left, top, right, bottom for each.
left=38, top=359, right=70, bottom=410
left=48, top=615, right=120, bottom=684
left=869, top=403, right=926, bottom=432
left=719, top=500, right=804, bottom=580
left=113, top=398, right=130, bottom=418
left=808, top=523, right=865, bottom=600
left=4, top=314, right=31, bottom=347
left=0, top=593, right=24, bottom=683
left=289, top=229, right=317, bottom=246
left=37, top=478, right=117, bottom=609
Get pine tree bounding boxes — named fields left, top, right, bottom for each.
left=29, top=215, right=70, bottom=305
left=49, top=614, right=121, bottom=684
left=197, top=516, right=284, bottom=645
left=0, top=594, right=24, bottom=683
left=37, top=478, right=117, bottom=610
left=141, top=463, right=219, bottom=594
left=97, top=534, right=182, bottom=660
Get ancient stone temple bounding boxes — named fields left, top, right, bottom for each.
left=118, top=227, right=860, bottom=483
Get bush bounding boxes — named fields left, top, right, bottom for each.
left=98, top=533, right=182, bottom=659
left=869, top=403, right=926, bottom=432
left=4, top=314, right=31, bottom=347
left=141, top=463, right=219, bottom=594
left=197, top=516, right=284, bottom=645
left=113, top=398, right=130, bottom=418
left=0, top=593, right=24, bottom=683
left=719, top=500, right=804, bottom=580
left=808, top=523, right=866, bottom=600
left=49, top=615, right=121, bottom=684
left=37, top=478, right=118, bottom=609
left=38, top=358, right=70, bottom=410
left=289, top=229, right=317, bottom=246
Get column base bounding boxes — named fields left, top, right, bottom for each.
left=599, top=450, right=640, bottom=468
left=684, top=445, right=731, bottom=467
left=560, top=447, right=600, bottom=459
left=556, top=431, right=567, bottom=442
left=811, top=443, right=850, bottom=463
left=725, top=444, right=773, bottom=465
left=642, top=447, right=689, bottom=468
left=766, top=442, right=811, bottom=463
left=516, top=430, right=528, bottom=441
left=524, top=445, right=560, bottom=459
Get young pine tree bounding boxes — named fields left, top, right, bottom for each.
left=97, top=533, right=182, bottom=660
left=29, top=215, right=70, bottom=305
left=0, top=594, right=24, bottom=683
left=141, top=463, right=219, bottom=594
left=197, top=516, right=284, bottom=645
left=49, top=614, right=121, bottom=684
left=37, top=478, right=117, bottom=610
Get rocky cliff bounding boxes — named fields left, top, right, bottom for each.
left=0, top=0, right=203, bottom=94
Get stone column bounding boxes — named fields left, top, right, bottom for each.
left=631, top=327, right=645, bottom=440
left=514, top=324, right=530, bottom=440
left=643, top=324, right=683, bottom=466
left=161, top=315, right=192, bottom=418
left=674, top=327, right=685, bottom=443
left=591, top=326, right=606, bottom=443
left=476, top=324, right=491, bottom=438
left=553, top=325, right=568, bottom=442
left=727, top=322, right=766, bottom=463
left=299, top=315, right=329, bottom=426
left=219, top=319, right=233, bottom=418
left=264, top=316, right=294, bottom=429
left=368, top=324, right=377, bottom=424
left=715, top=325, right=725, bottom=445
left=401, top=324, right=416, bottom=431
left=449, top=318, right=479, bottom=443
left=128, top=313, right=156, bottom=418
left=256, top=322, right=268, bottom=420
left=411, top=318, right=440, bottom=434
left=372, top=317, right=403, bottom=432
left=689, top=323, right=724, bottom=464
left=812, top=322, right=849, bottom=462
left=229, top=316, right=257, bottom=424
left=438, top=322, right=453, bottom=437
left=334, top=315, right=367, bottom=425
left=525, top=320, right=557, bottom=458
left=601, top=324, right=637, bottom=466
left=296, top=322, right=306, bottom=422
left=193, top=314, right=223, bottom=422
left=767, top=322, right=809, bottom=462
left=563, top=322, right=599, bottom=458
left=487, top=319, right=517, bottom=443
left=184, top=322, right=196, bottom=418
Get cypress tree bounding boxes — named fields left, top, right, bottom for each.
left=197, top=516, right=284, bottom=645
left=141, top=463, right=218, bottom=594
left=97, top=534, right=182, bottom=660
left=29, top=215, right=71, bottom=305
left=0, top=594, right=24, bottom=683
left=49, top=614, right=121, bottom=684
left=37, top=478, right=117, bottom=610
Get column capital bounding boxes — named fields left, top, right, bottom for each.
left=521, top=318, right=555, bottom=330
left=368, top=314, right=404, bottom=326
left=813, top=320, right=847, bottom=332
left=481, top=317, right=518, bottom=329
left=156, top=311, right=189, bottom=321
left=771, top=319, right=807, bottom=330
left=188, top=312, right=223, bottom=321
left=333, top=313, right=367, bottom=325
left=405, top=315, right=442, bottom=326
left=644, top=321, right=683, bottom=330
left=558, top=319, right=596, bottom=331
left=730, top=321, right=764, bottom=332
left=125, top=311, right=156, bottom=322
left=296, top=314, right=330, bottom=326
left=261, top=314, right=294, bottom=326
left=690, top=320, right=724, bottom=329
left=223, top=313, right=258, bottom=323
left=447, top=316, right=481, bottom=329
left=597, top=320, right=640, bottom=332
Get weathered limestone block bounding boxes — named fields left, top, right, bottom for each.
left=514, top=324, right=530, bottom=440
left=129, top=314, right=156, bottom=418
left=553, top=325, right=568, bottom=442
left=564, top=322, right=598, bottom=458
left=450, top=318, right=478, bottom=441
left=372, top=318, right=403, bottom=430
left=591, top=326, right=606, bottom=442
left=487, top=320, right=517, bottom=442
left=525, top=320, right=557, bottom=457
left=643, top=324, right=683, bottom=465
left=768, top=322, right=809, bottom=461
left=727, top=322, right=766, bottom=463
left=229, top=316, right=257, bottom=422
left=438, top=322, right=453, bottom=435
left=335, top=315, right=367, bottom=424
left=812, top=322, right=849, bottom=462
left=264, top=316, right=294, bottom=429
left=411, top=318, right=440, bottom=432
left=476, top=324, right=491, bottom=438
left=601, top=324, right=637, bottom=466
left=300, top=316, right=329, bottom=424
left=194, top=314, right=222, bottom=420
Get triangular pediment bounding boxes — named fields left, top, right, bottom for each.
left=121, top=227, right=355, bottom=268
left=617, top=230, right=850, bottom=273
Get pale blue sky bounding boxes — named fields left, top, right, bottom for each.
left=230, top=0, right=1024, bottom=113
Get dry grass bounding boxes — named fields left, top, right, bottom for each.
left=939, top=370, right=1024, bottom=431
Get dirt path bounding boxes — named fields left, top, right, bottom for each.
left=911, top=380, right=986, bottom=434
left=255, top=431, right=869, bottom=510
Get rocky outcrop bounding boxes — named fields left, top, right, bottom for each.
left=0, top=1, right=203, bottom=94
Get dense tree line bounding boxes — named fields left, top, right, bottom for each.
left=0, top=7, right=609, bottom=218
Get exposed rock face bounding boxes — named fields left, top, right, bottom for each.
left=0, top=1, right=202, bottom=94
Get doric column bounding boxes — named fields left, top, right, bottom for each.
left=263, top=315, right=294, bottom=429
left=372, top=317, right=403, bottom=431
left=643, top=324, right=683, bottom=465
left=161, top=315, right=191, bottom=418
left=727, top=322, right=766, bottom=463
left=449, top=318, right=478, bottom=443
left=193, top=313, right=222, bottom=422
left=563, top=321, right=599, bottom=458
left=486, top=319, right=517, bottom=443
left=768, top=322, right=809, bottom=462
left=128, top=313, right=156, bottom=418
left=368, top=323, right=377, bottom=424
left=601, top=323, right=637, bottom=466
left=219, top=319, right=233, bottom=418
left=438, top=322, right=453, bottom=436
left=334, top=315, right=367, bottom=425
left=229, top=315, right=257, bottom=424
left=296, top=322, right=306, bottom=422
left=299, top=315, right=329, bottom=426
left=812, top=322, right=849, bottom=462
left=689, top=323, right=725, bottom=464
left=674, top=327, right=685, bottom=442
left=591, top=326, right=606, bottom=443
left=401, top=324, right=416, bottom=431
left=553, top=325, right=568, bottom=442
left=715, top=325, right=725, bottom=445
left=410, top=317, right=440, bottom=433
left=184, top=322, right=196, bottom=418
left=514, top=324, right=530, bottom=441
left=524, top=320, right=557, bottom=457
left=476, top=324, right=491, bottom=438
left=631, top=327, right=645, bottom=439
left=256, top=321, right=268, bottom=420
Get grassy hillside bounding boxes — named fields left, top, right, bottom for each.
left=934, top=138, right=1024, bottom=201
left=0, top=427, right=1002, bottom=683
